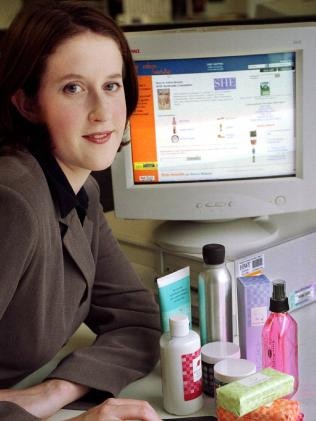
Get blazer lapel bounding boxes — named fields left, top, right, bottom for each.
left=60, top=210, right=95, bottom=286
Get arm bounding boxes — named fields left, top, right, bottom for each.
left=0, top=185, right=41, bottom=419
left=0, top=381, right=162, bottom=420
left=0, top=185, right=89, bottom=419
left=0, top=182, right=160, bottom=419
left=49, top=207, right=161, bottom=395
left=0, top=177, right=161, bottom=419
left=0, top=186, right=37, bottom=319
left=0, top=380, right=87, bottom=420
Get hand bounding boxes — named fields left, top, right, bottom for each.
left=70, top=397, right=162, bottom=421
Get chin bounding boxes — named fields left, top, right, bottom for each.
left=90, top=161, right=114, bottom=172
left=86, top=149, right=118, bottom=172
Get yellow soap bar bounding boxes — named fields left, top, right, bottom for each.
left=216, top=368, right=294, bottom=416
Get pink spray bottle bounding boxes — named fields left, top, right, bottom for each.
left=262, top=279, right=298, bottom=396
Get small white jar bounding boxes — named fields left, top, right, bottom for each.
left=214, top=358, right=256, bottom=396
left=201, top=341, right=240, bottom=397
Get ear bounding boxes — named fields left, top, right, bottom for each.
left=11, top=89, right=40, bottom=123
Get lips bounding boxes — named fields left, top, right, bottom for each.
left=83, top=131, right=113, bottom=144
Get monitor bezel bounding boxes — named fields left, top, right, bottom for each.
left=112, top=21, right=316, bottom=222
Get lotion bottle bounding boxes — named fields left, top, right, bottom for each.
left=160, top=314, right=203, bottom=415
left=262, top=279, right=298, bottom=396
left=198, top=243, right=233, bottom=345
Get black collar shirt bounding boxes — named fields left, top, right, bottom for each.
left=32, top=151, right=89, bottom=230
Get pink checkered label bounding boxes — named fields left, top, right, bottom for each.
left=181, top=348, right=202, bottom=401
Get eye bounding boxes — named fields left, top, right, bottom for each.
left=63, top=83, right=83, bottom=94
left=104, top=82, right=121, bottom=92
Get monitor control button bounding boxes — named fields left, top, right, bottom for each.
left=275, top=195, right=286, bottom=206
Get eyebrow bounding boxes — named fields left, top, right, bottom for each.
left=56, top=72, right=123, bottom=83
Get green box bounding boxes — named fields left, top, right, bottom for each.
left=216, top=367, right=294, bottom=416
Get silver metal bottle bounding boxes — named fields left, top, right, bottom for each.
left=198, top=243, right=233, bottom=345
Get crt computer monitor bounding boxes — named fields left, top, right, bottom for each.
left=111, top=21, right=316, bottom=254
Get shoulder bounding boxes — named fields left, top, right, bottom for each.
left=0, top=150, right=51, bottom=214
left=0, top=150, right=46, bottom=186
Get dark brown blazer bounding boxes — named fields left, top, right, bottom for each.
left=0, top=150, right=160, bottom=420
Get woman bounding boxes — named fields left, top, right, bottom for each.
left=0, top=1, right=161, bottom=419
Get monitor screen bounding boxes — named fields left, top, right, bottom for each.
left=130, top=51, right=296, bottom=184
left=111, top=22, right=316, bottom=253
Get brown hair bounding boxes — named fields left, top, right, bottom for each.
left=0, top=0, right=138, bottom=152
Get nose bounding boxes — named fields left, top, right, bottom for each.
left=88, top=93, right=111, bottom=123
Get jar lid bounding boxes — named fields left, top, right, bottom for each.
left=201, top=341, right=240, bottom=364
left=214, top=358, right=256, bottom=383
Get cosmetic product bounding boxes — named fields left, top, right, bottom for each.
left=157, top=266, right=192, bottom=333
left=201, top=341, right=240, bottom=397
left=262, top=279, right=299, bottom=396
left=214, top=358, right=256, bottom=393
left=198, top=244, right=232, bottom=345
left=217, top=398, right=303, bottom=420
left=216, top=367, right=294, bottom=417
left=160, top=314, right=203, bottom=415
left=237, top=274, right=271, bottom=370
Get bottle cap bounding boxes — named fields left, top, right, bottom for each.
left=270, top=279, right=289, bottom=313
left=201, top=341, right=240, bottom=365
left=214, top=358, right=256, bottom=384
left=202, top=243, right=225, bottom=265
left=169, top=314, right=189, bottom=337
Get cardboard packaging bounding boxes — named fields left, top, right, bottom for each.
left=237, top=274, right=271, bottom=370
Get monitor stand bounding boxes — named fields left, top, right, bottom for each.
left=154, top=216, right=279, bottom=257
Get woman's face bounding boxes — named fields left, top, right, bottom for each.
left=35, top=31, right=127, bottom=191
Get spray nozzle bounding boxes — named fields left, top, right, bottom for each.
left=272, top=280, right=286, bottom=301
left=270, top=279, right=289, bottom=313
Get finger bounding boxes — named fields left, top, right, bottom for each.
left=104, top=398, right=151, bottom=406
left=102, top=398, right=162, bottom=421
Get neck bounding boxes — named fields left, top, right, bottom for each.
left=55, top=158, right=90, bottom=194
